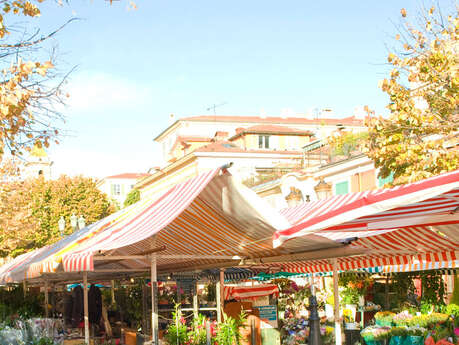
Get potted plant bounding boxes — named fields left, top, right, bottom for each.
left=343, top=308, right=358, bottom=330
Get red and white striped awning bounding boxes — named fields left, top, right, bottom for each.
left=274, top=169, right=459, bottom=247
left=223, top=284, right=279, bottom=300
left=3, top=167, right=342, bottom=283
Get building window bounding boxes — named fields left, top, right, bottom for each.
left=258, top=135, right=270, bottom=149
left=335, top=181, right=349, bottom=195
left=112, top=184, right=121, bottom=196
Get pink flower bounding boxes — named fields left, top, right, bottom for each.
left=454, top=328, right=459, bottom=336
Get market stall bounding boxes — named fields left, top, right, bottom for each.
left=272, top=169, right=459, bottom=345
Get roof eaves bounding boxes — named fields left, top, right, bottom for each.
left=153, top=119, right=181, bottom=142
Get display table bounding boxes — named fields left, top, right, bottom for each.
left=344, top=329, right=361, bottom=345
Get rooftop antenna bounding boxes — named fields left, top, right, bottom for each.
left=206, top=102, right=227, bottom=115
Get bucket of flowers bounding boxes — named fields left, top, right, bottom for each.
left=374, top=311, right=395, bottom=327
left=404, top=326, right=427, bottom=345
left=361, top=326, right=392, bottom=345
left=389, top=326, right=408, bottom=345
left=393, top=311, right=413, bottom=326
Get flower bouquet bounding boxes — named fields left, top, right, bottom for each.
left=374, top=311, right=395, bottom=327
left=321, top=325, right=335, bottom=345
left=393, top=311, right=413, bottom=326
left=403, top=326, right=427, bottom=345
left=361, top=326, right=392, bottom=345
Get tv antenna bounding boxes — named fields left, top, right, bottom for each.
left=206, top=102, right=227, bottom=115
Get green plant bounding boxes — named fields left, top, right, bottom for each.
left=124, top=189, right=140, bottom=207
left=164, top=304, right=188, bottom=345
left=391, top=327, right=408, bottom=337
left=205, top=283, right=216, bottom=303
left=420, top=271, right=446, bottom=307
left=188, top=314, right=208, bottom=345
left=215, top=310, right=247, bottom=345
left=30, top=337, right=56, bottom=345
left=339, top=274, right=373, bottom=305
left=0, top=286, right=43, bottom=322
left=451, top=276, right=459, bottom=305
left=446, top=304, right=459, bottom=319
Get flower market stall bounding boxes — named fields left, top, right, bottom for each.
left=272, top=170, right=459, bottom=345
left=0, top=165, right=348, bottom=345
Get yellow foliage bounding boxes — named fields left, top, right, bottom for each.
left=365, top=5, right=459, bottom=185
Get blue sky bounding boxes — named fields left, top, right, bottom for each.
left=28, top=0, right=439, bottom=177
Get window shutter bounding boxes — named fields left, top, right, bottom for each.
left=111, top=184, right=115, bottom=195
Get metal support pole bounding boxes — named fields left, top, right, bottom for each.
left=151, top=256, right=158, bottom=345
left=44, top=280, right=49, bottom=318
left=333, top=259, right=342, bottom=345
left=83, top=272, right=89, bottom=345
left=308, top=294, right=322, bottom=345
left=251, top=317, right=256, bottom=345
left=23, top=280, right=27, bottom=298
left=385, top=276, right=389, bottom=310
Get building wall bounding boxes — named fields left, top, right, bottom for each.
left=234, top=134, right=311, bottom=151
left=98, top=178, right=138, bottom=206
left=168, top=140, right=210, bottom=162
left=157, top=119, right=367, bottom=167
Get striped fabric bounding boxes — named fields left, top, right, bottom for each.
left=223, top=284, right=279, bottom=300
left=275, top=169, right=459, bottom=247
left=6, top=167, right=329, bottom=283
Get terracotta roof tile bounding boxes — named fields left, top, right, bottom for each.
left=105, top=173, right=151, bottom=179
left=193, top=141, right=302, bottom=154
left=182, top=115, right=365, bottom=126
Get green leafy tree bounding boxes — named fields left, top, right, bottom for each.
left=124, top=188, right=140, bottom=207
left=365, top=4, right=458, bottom=184
left=0, top=175, right=115, bottom=257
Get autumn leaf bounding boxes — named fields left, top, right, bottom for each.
left=366, top=5, right=459, bottom=185
left=401, top=8, right=407, bottom=17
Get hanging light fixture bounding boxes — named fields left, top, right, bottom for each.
left=314, top=179, right=332, bottom=200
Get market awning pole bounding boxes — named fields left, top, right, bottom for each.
left=151, top=256, right=158, bottom=345
left=111, top=280, right=115, bottom=304
left=333, top=259, right=342, bottom=345
left=193, top=280, right=198, bottom=319
left=44, top=280, right=49, bottom=318
left=83, top=272, right=89, bottom=345
left=219, top=269, right=225, bottom=322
